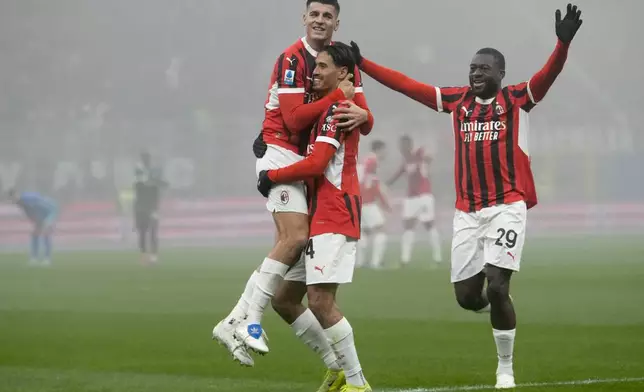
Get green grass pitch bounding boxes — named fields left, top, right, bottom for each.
left=0, top=237, right=643, bottom=391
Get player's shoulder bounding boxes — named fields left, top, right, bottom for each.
left=278, top=39, right=307, bottom=62
left=441, top=85, right=470, bottom=95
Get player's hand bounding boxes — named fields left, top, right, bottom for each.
left=333, top=101, right=368, bottom=131
left=349, top=41, right=363, bottom=67
left=555, top=3, right=583, bottom=44
left=257, top=170, right=274, bottom=198
left=253, top=132, right=267, bottom=158
left=338, top=79, right=355, bottom=100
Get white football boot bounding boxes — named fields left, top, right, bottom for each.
left=212, top=319, right=254, bottom=367
left=495, top=373, right=516, bottom=389
left=234, top=321, right=269, bottom=354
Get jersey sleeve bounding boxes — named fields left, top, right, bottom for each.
left=276, top=52, right=346, bottom=132
left=360, top=58, right=467, bottom=114
left=267, top=103, right=345, bottom=184
left=351, top=67, right=375, bottom=135
left=508, top=40, right=570, bottom=113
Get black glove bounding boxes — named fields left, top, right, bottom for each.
left=349, top=41, right=363, bottom=68
left=257, top=170, right=274, bottom=198
left=555, top=3, right=583, bottom=44
left=253, top=132, right=267, bottom=158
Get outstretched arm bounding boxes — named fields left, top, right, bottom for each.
left=361, top=58, right=444, bottom=112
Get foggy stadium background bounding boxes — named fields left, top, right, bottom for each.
left=0, top=1, right=642, bottom=392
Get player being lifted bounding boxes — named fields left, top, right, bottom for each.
left=356, top=140, right=390, bottom=269
left=257, top=41, right=372, bottom=392
left=350, top=4, right=583, bottom=388
left=387, top=135, right=442, bottom=268
left=213, top=0, right=374, bottom=375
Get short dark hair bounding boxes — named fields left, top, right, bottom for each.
left=371, top=140, right=385, bottom=151
left=321, top=42, right=355, bottom=78
left=306, top=0, right=340, bottom=15
left=476, top=47, right=505, bottom=71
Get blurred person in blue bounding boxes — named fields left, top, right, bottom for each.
left=8, top=189, right=59, bottom=266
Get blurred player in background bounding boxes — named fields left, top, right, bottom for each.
left=134, top=151, right=167, bottom=265
left=387, top=135, right=442, bottom=267
left=213, top=0, right=374, bottom=375
left=116, top=184, right=135, bottom=243
left=9, top=189, right=58, bottom=266
left=356, top=140, right=390, bottom=269
left=257, top=42, right=372, bottom=392
left=350, top=3, right=583, bottom=388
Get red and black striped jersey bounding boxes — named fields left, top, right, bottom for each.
left=360, top=40, right=571, bottom=212
left=262, top=38, right=370, bottom=154
left=266, top=101, right=362, bottom=239
left=306, top=102, right=361, bottom=238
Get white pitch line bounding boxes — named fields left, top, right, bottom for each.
left=381, top=377, right=644, bottom=392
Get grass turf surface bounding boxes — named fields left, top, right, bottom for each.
left=0, top=237, right=643, bottom=391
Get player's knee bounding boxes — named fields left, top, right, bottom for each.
left=454, top=281, right=482, bottom=311
left=455, top=290, right=481, bottom=311
left=307, top=289, right=334, bottom=318
left=423, top=221, right=434, bottom=230
left=485, top=266, right=512, bottom=303
left=284, top=231, right=309, bottom=253
left=486, top=276, right=510, bottom=304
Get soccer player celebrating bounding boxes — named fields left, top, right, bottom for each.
left=257, top=41, right=372, bottom=392
left=9, top=189, right=58, bottom=266
left=134, top=152, right=167, bottom=265
left=350, top=4, right=583, bottom=388
left=387, top=135, right=442, bottom=267
left=213, top=0, right=374, bottom=368
left=357, top=140, right=390, bottom=269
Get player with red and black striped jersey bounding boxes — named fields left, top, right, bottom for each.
left=356, top=140, right=390, bottom=269
left=258, top=42, right=372, bottom=392
left=213, top=1, right=374, bottom=389
left=387, top=135, right=442, bottom=268
left=349, top=4, right=583, bottom=389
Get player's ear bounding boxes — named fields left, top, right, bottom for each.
left=499, top=69, right=506, bottom=81
left=302, top=12, right=307, bottom=26
left=334, top=18, right=340, bottom=32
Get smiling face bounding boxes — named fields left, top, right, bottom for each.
left=312, top=50, right=348, bottom=95
left=303, top=2, right=339, bottom=45
left=469, top=53, right=505, bottom=99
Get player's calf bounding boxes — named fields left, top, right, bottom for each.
left=485, top=265, right=517, bottom=388
left=308, top=284, right=369, bottom=390
left=272, top=280, right=308, bottom=324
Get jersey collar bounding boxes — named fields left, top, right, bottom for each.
left=301, top=37, right=319, bottom=57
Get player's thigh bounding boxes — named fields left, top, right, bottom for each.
left=450, top=210, right=485, bottom=283
left=305, top=234, right=357, bottom=286
left=418, top=194, right=436, bottom=223
left=361, top=204, right=385, bottom=231
left=273, top=210, right=309, bottom=241
left=135, top=212, right=150, bottom=232
left=256, top=145, right=308, bottom=215
left=483, top=201, right=527, bottom=272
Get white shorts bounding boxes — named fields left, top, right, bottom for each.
left=450, top=201, right=527, bottom=283
left=284, top=233, right=357, bottom=285
left=361, top=203, right=385, bottom=230
left=402, top=194, right=435, bottom=222
left=256, top=144, right=308, bottom=214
